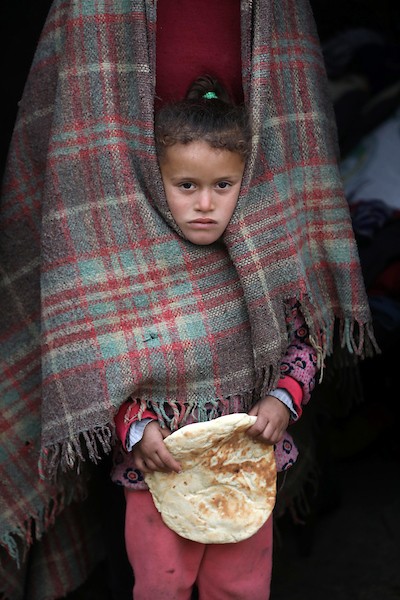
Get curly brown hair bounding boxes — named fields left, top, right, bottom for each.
left=155, top=75, right=251, bottom=161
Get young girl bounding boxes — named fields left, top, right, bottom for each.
left=111, top=76, right=319, bottom=600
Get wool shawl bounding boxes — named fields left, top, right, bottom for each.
left=1, top=0, right=375, bottom=568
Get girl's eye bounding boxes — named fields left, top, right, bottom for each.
left=217, top=181, right=231, bottom=189
left=180, top=182, right=194, bottom=190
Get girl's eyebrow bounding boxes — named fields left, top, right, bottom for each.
left=214, top=174, right=243, bottom=181
left=169, top=175, right=197, bottom=182
left=170, top=174, right=242, bottom=183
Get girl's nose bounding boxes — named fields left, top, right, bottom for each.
left=196, top=189, right=214, bottom=211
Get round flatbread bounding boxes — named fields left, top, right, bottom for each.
left=144, top=413, right=276, bottom=544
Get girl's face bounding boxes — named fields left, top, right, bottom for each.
left=159, top=140, right=245, bottom=245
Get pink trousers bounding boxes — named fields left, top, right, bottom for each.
left=124, top=490, right=273, bottom=600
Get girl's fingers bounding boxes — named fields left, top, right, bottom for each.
left=247, top=416, right=270, bottom=438
left=156, top=446, right=182, bottom=473
left=135, top=457, right=150, bottom=473
left=248, top=420, right=284, bottom=445
left=137, top=449, right=181, bottom=474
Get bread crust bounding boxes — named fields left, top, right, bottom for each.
left=144, top=413, right=276, bottom=543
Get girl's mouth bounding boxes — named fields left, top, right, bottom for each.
left=189, top=218, right=216, bottom=225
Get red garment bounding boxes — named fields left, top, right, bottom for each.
left=124, top=490, right=273, bottom=600
left=114, top=400, right=158, bottom=450
left=115, top=374, right=303, bottom=452
left=115, top=375, right=303, bottom=451
left=155, top=0, right=243, bottom=108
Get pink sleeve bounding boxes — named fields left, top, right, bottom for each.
left=279, top=299, right=319, bottom=408
left=114, top=400, right=157, bottom=451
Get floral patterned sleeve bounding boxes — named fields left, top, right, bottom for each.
left=279, top=299, right=319, bottom=407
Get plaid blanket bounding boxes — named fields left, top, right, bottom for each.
left=0, top=0, right=375, bottom=595
left=0, top=496, right=105, bottom=600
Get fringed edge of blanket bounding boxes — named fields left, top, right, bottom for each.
left=274, top=459, right=321, bottom=520
left=148, top=389, right=256, bottom=431
left=273, top=459, right=321, bottom=550
left=0, top=488, right=75, bottom=569
left=299, top=296, right=380, bottom=374
left=38, top=425, right=115, bottom=481
left=38, top=390, right=258, bottom=479
left=38, top=307, right=379, bottom=480
left=273, top=400, right=322, bottom=537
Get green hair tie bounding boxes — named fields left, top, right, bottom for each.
left=202, top=91, right=218, bottom=100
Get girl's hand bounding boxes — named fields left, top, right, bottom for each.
left=131, top=421, right=182, bottom=474
left=247, top=395, right=290, bottom=445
